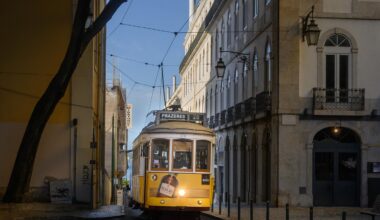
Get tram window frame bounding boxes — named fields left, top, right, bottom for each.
left=151, top=139, right=170, bottom=171
left=196, top=140, right=211, bottom=172
left=172, top=139, right=193, bottom=171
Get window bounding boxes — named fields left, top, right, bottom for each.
left=151, top=139, right=169, bottom=170
left=196, top=140, right=211, bottom=171
left=253, top=0, right=258, bottom=18
left=234, top=69, right=239, bottom=103
left=243, top=62, right=248, bottom=99
left=215, top=29, right=218, bottom=61
left=215, top=85, right=218, bottom=114
left=234, top=0, right=239, bottom=39
left=227, top=11, right=231, bottom=46
left=253, top=50, right=258, bottom=95
left=221, top=19, right=225, bottom=49
left=221, top=80, right=224, bottom=110
left=173, top=139, right=193, bottom=170
left=242, top=0, right=247, bottom=29
left=324, top=33, right=352, bottom=103
left=265, top=42, right=272, bottom=92
left=227, top=73, right=231, bottom=107
left=210, top=88, right=213, bottom=114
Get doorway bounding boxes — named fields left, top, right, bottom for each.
left=313, top=127, right=360, bottom=206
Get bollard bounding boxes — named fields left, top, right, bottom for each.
left=228, top=194, right=231, bottom=217
left=266, top=201, right=269, bottom=220
left=342, top=211, right=346, bottom=220
left=219, top=194, right=222, bottom=215
left=286, top=203, right=289, bottom=220
left=309, top=206, right=313, bottom=220
left=211, top=195, right=214, bottom=212
left=238, top=197, right=241, bottom=220
left=250, top=200, right=253, bottom=220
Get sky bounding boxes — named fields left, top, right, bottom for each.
left=106, top=0, right=189, bottom=149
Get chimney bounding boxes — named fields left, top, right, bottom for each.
left=189, top=0, right=195, bottom=24
left=166, top=86, right=171, bottom=101
left=172, top=76, right=177, bottom=93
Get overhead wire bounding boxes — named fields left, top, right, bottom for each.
left=107, top=0, right=134, bottom=38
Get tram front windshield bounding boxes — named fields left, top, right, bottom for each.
left=173, top=139, right=193, bottom=170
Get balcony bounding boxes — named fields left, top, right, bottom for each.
left=244, top=97, right=255, bottom=117
left=220, top=110, right=226, bottom=125
left=313, top=88, right=365, bottom=112
left=256, top=91, right=271, bottom=113
left=235, top=102, right=242, bottom=120
left=215, top=113, right=220, bottom=127
left=227, top=107, right=234, bottom=123
left=209, top=116, right=214, bottom=128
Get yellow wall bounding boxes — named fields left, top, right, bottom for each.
left=0, top=0, right=72, bottom=123
left=0, top=0, right=73, bottom=191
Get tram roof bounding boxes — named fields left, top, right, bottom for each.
left=140, top=121, right=214, bottom=136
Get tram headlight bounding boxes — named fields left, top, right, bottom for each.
left=178, top=189, right=186, bottom=197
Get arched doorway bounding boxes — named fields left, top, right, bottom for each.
left=313, top=127, right=361, bottom=206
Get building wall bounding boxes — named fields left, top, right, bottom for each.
left=0, top=0, right=107, bottom=204
left=277, top=0, right=380, bottom=207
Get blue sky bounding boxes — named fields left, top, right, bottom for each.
left=106, top=0, right=189, bottom=148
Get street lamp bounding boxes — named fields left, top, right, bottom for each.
left=215, top=58, right=226, bottom=78
left=215, top=48, right=249, bottom=78
left=302, top=6, right=321, bottom=46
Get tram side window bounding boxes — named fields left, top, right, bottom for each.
left=133, top=147, right=140, bottom=175
left=151, top=139, right=169, bottom=170
left=173, top=139, right=193, bottom=170
left=196, top=140, right=210, bottom=171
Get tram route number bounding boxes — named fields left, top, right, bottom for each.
left=159, top=183, right=175, bottom=197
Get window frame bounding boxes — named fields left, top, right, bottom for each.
left=150, top=139, right=170, bottom=171
left=172, top=139, right=194, bottom=172
left=195, top=140, right=211, bottom=172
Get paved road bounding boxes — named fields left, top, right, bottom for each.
left=110, top=208, right=220, bottom=220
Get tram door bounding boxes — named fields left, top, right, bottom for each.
left=313, top=128, right=360, bottom=206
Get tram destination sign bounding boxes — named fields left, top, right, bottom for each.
left=158, top=111, right=204, bottom=123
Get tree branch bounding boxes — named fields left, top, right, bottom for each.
left=81, top=0, right=127, bottom=54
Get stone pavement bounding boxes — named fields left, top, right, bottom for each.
left=202, top=203, right=374, bottom=220
left=0, top=202, right=125, bottom=220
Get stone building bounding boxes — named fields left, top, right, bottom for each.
left=172, top=0, right=380, bottom=207
left=105, top=74, right=128, bottom=205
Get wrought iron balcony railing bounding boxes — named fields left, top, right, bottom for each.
left=227, top=107, right=234, bottom=123
left=220, top=110, right=226, bottom=125
left=209, top=116, right=214, bottom=128
left=256, top=91, right=271, bottom=113
left=235, top=102, right=242, bottom=120
left=244, top=97, right=255, bottom=117
left=215, top=113, right=220, bottom=127
left=313, top=88, right=365, bottom=111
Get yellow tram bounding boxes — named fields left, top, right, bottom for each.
left=131, top=107, right=215, bottom=211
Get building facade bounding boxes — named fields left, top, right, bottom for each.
left=0, top=0, right=111, bottom=207
left=174, top=0, right=380, bottom=207
left=105, top=75, right=128, bottom=205
left=168, top=0, right=218, bottom=112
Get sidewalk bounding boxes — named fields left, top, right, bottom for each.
left=203, top=202, right=372, bottom=220
left=0, top=203, right=125, bottom=220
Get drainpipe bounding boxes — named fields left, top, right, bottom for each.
left=111, top=114, right=116, bottom=204
left=72, top=118, right=78, bottom=202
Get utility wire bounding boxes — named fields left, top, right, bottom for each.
left=107, top=0, right=134, bottom=38
left=119, top=22, right=290, bottom=34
